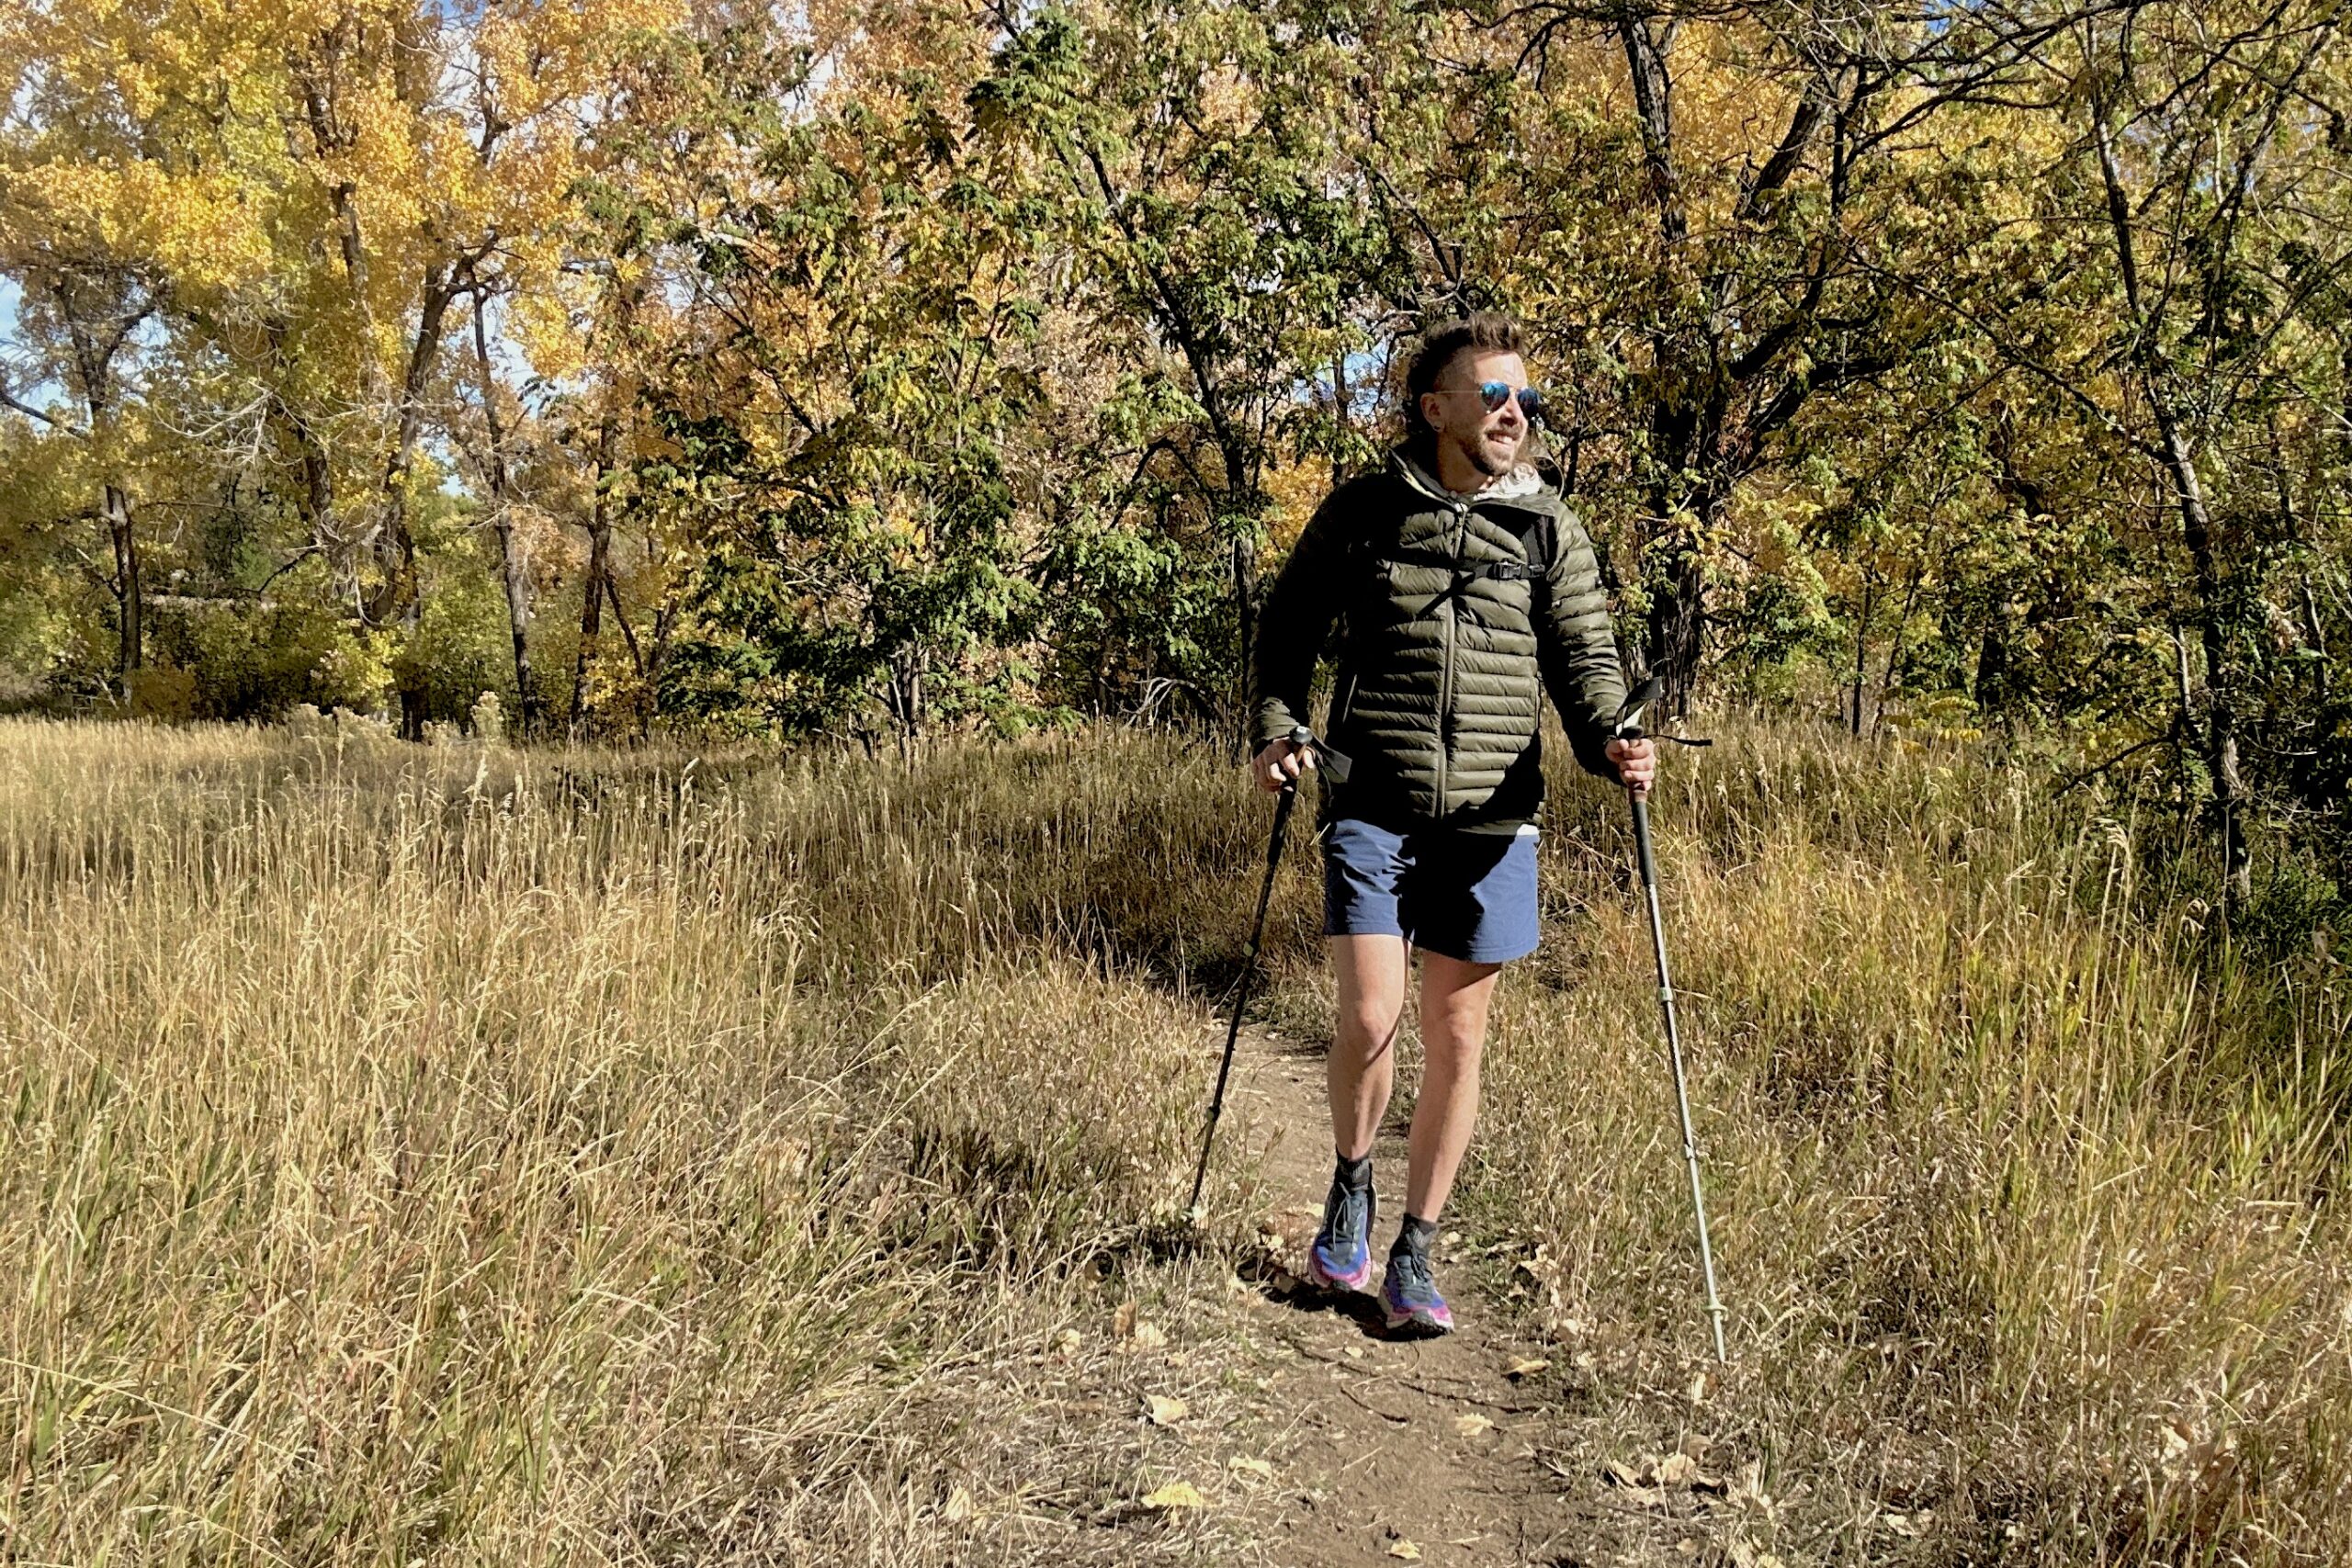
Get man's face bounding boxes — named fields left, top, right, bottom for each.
left=1419, top=349, right=1531, bottom=479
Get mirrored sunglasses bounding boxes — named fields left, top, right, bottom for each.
left=1441, top=381, right=1545, bottom=422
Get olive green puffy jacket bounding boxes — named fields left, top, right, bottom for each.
left=1248, top=445, right=1629, bottom=831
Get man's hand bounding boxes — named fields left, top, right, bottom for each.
left=1606, top=735, right=1657, bottom=798
left=1250, top=737, right=1316, bottom=793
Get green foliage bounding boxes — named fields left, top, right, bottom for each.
left=157, top=592, right=384, bottom=720
left=6, top=0, right=2352, bottom=902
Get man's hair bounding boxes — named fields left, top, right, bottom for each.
left=1401, top=312, right=1523, bottom=440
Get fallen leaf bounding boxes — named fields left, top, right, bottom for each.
left=1114, top=1301, right=1137, bottom=1339
left=1688, top=1371, right=1710, bottom=1404
left=1453, top=1414, right=1494, bottom=1438
left=944, top=1485, right=973, bottom=1523
left=1131, top=1322, right=1169, bottom=1350
left=1603, top=1459, right=1647, bottom=1488
left=1227, top=1456, right=1275, bottom=1480
left=1505, top=1357, right=1550, bottom=1379
left=1049, top=1327, right=1080, bottom=1357
left=1728, top=1460, right=1777, bottom=1519
left=1143, top=1481, right=1208, bottom=1510
left=1146, top=1394, right=1188, bottom=1426
left=1386, top=1540, right=1422, bottom=1561
left=1654, top=1451, right=1700, bottom=1487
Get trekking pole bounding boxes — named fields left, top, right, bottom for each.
left=1614, top=678, right=1729, bottom=1363
left=1187, top=724, right=1349, bottom=1221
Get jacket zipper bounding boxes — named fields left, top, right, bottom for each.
left=1434, top=500, right=1466, bottom=819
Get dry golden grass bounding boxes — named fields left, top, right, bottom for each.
left=2, top=714, right=2346, bottom=1564
left=0, top=720, right=1262, bottom=1564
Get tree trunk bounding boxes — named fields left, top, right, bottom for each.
left=887, top=649, right=924, bottom=753
left=2093, top=95, right=2252, bottom=910
left=571, top=417, right=617, bottom=730
left=470, top=288, right=537, bottom=732
left=2154, top=407, right=2252, bottom=911
left=106, top=483, right=141, bottom=688
left=2303, top=576, right=2330, bottom=703
left=1232, top=531, right=1257, bottom=753
left=1620, top=8, right=1703, bottom=719
left=1645, top=545, right=1705, bottom=717
left=1617, top=15, right=1687, bottom=247
left=1874, top=563, right=1924, bottom=739
left=1850, top=568, right=1877, bottom=738
left=1330, top=352, right=1350, bottom=489
left=1974, top=615, right=2011, bottom=716
left=365, top=262, right=457, bottom=739
left=1641, top=455, right=1716, bottom=717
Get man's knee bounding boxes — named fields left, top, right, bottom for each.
left=1335, top=1000, right=1403, bottom=1060
left=1422, top=1022, right=1485, bottom=1072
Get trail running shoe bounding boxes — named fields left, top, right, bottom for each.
left=1380, top=1248, right=1455, bottom=1335
left=1306, top=1175, right=1375, bottom=1292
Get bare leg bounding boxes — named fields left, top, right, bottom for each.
left=1405, top=952, right=1501, bottom=1220
left=1329, top=934, right=1408, bottom=1159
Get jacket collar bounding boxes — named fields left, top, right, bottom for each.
left=1389, top=442, right=1559, bottom=515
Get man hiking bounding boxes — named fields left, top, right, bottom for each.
left=1247, top=312, right=1655, bottom=1335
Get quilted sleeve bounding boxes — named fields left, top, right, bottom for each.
left=1535, top=510, right=1630, bottom=778
left=1247, top=487, right=1352, bottom=750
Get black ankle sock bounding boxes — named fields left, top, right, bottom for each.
left=1334, top=1152, right=1373, bottom=1192
left=1391, top=1213, right=1440, bottom=1262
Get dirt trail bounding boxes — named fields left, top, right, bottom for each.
left=1211, top=1021, right=1597, bottom=1568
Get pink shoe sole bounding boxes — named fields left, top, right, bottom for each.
left=1305, top=1251, right=1373, bottom=1292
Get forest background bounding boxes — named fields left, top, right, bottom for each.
left=6, top=0, right=2352, bottom=917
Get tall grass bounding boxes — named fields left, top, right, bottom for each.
left=0, top=721, right=1241, bottom=1563
left=3, top=715, right=2346, bottom=1562
left=1429, top=721, right=2352, bottom=1563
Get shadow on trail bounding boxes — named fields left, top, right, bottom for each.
left=1237, top=1252, right=1448, bottom=1343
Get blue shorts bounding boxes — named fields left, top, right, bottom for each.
left=1321, top=818, right=1541, bottom=965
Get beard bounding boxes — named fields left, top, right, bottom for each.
left=1453, top=425, right=1519, bottom=479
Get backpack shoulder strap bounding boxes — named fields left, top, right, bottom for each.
left=1465, top=510, right=1555, bottom=586
left=1521, top=512, right=1554, bottom=579
left=1522, top=512, right=1554, bottom=624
